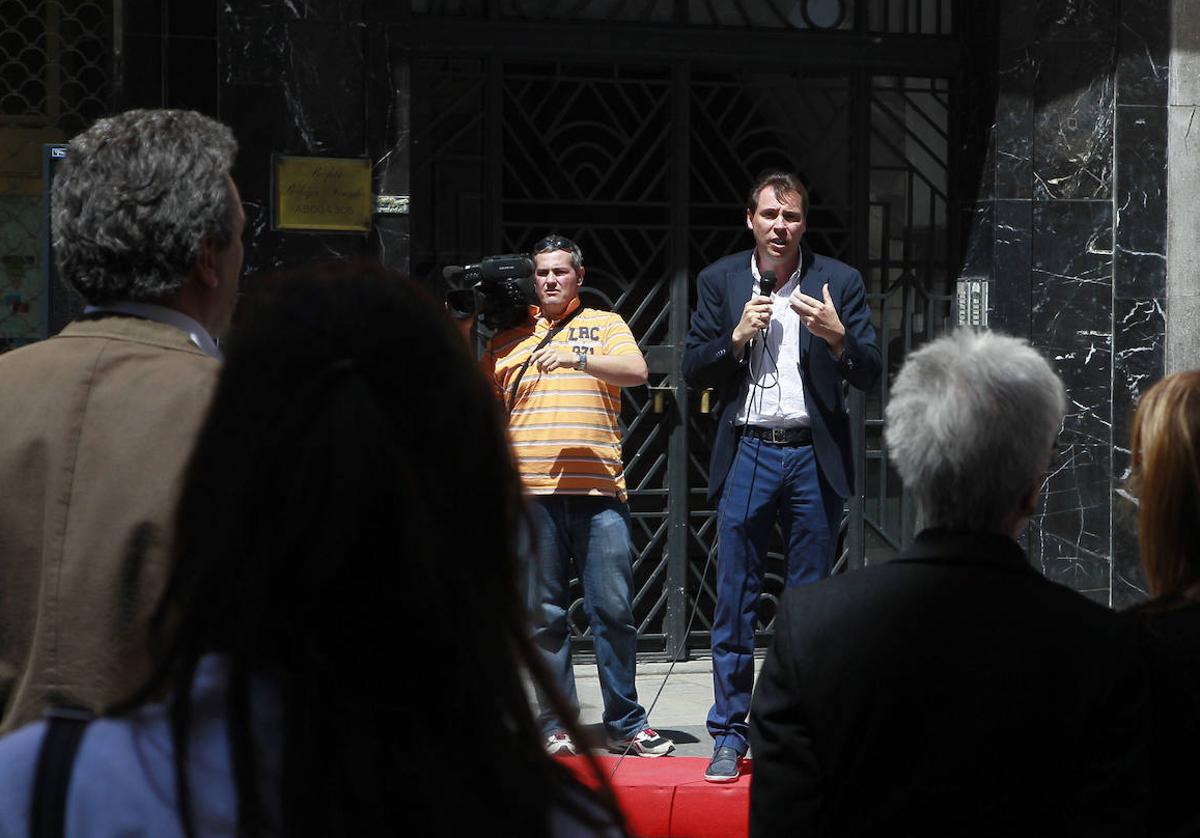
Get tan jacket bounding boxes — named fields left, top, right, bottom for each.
left=0, top=315, right=218, bottom=732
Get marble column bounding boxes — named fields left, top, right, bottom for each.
left=1113, top=0, right=1169, bottom=604
left=966, top=0, right=1168, bottom=607
left=120, top=1, right=411, bottom=280
left=220, top=1, right=373, bottom=280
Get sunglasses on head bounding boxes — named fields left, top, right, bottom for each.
left=533, top=234, right=578, bottom=254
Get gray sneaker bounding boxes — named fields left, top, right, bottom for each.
left=606, top=727, right=675, bottom=757
left=704, top=746, right=742, bottom=782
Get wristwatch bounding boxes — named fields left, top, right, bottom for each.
left=574, top=353, right=588, bottom=372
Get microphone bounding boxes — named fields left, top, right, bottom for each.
left=746, top=269, right=775, bottom=359
left=757, top=270, right=775, bottom=300
left=756, top=270, right=774, bottom=340
left=442, top=265, right=465, bottom=280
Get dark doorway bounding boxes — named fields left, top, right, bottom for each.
left=397, top=3, right=964, bottom=659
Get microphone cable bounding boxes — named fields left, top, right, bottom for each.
left=609, top=435, right=767, bottom=776
left=747, top=271, right=781, bottom=416
left=610, top=273, right=779, bottom=775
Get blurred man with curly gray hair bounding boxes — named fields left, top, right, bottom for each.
left=749, top=329, right=1145, bottom=836
left=0, top=109, right=243, bottom=731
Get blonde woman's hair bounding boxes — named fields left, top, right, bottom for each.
left=1128, top=370, right=1200, bottom=599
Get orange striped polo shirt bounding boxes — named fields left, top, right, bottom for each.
left=481, top=299, right=641, bottom=501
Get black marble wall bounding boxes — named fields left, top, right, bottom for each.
left=119, top=0, right=411, bottom=284
left=960, top=0, right=1169, bottom=607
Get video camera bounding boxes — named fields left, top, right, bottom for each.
left=443, top=254, right=538, bottom=332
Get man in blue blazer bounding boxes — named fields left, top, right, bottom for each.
left=683, top=171, right=880, bottom=782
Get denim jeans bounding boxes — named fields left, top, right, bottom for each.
left=708, top=437, right=844, bottom=754
left=526, top=495, right=647, bottom=740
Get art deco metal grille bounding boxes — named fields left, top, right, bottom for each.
left=412, top=0, right=952, bottom=34
left=861, top=74, right=955, bottom=556
left=499, top=63, right=676, bottom=651
left=1, top=0, right=111, bottom=128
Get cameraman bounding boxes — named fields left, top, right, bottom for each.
left=481, top=234, right=674, bottom=759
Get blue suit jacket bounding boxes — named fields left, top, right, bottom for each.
left=683, top=246, right=881, bottom=501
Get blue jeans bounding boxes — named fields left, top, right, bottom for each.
left=526, top=495, right=647, bottom=740
left=708, top=437, right=844, bottom=754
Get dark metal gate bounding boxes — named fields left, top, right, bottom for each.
left=1, top=0, right=113, bottom=352
left=399, top=1, right=962, bottom=659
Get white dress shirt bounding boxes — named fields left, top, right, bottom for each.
left=736, top=255, right=809, bottom=428
left=84, top=301, right=223, bottom=360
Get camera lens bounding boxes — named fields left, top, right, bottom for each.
left=445, top=288, right=478, bottom=320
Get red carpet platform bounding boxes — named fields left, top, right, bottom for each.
left=562, top=756, right=751, bottom=838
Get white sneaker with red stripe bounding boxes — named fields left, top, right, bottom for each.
left=544, top=730, right=577, bottom=756
left=606, top=727, right=675, bottom=757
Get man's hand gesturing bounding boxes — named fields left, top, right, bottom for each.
left=790, top=283, right=845, bottom=358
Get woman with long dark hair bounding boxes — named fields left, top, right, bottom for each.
left=0, top=266, right=623, bottom=837
left=1125, top=369, right=1200, bottom=837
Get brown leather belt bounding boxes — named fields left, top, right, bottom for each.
left=740, top=425, right=813, bottom=446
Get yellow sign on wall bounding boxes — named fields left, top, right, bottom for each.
left=273, top=155, right=372, bottom=232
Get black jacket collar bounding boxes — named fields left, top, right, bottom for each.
left=889, top=528, right=1033, bottom=574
